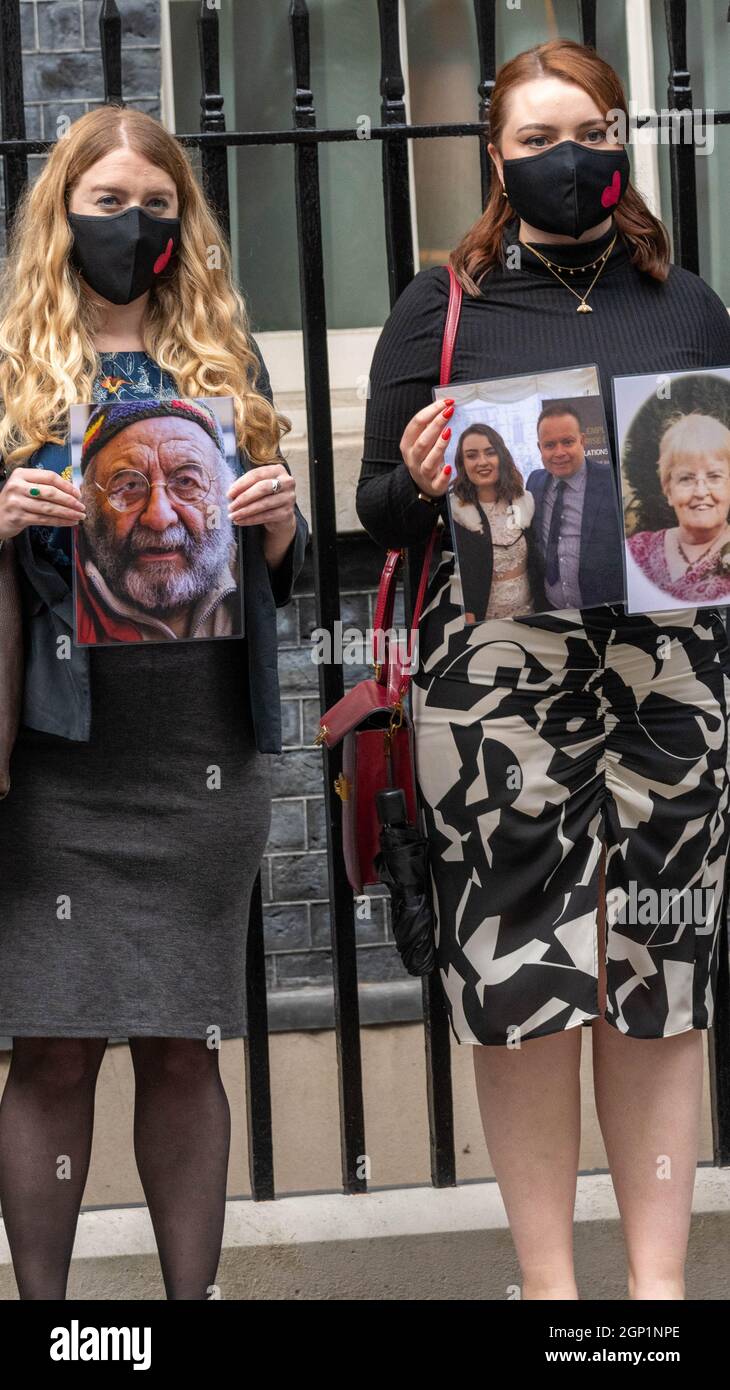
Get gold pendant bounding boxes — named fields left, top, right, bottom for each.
left=577, top=302, right=593, bottom=313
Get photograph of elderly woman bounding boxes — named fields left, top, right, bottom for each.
left=613, top=369, right=730, bottom=612
left=434, top=364, right=625, bottom=621
left=69, top=395, right=244, bottom=644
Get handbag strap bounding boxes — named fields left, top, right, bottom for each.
left=374, top=264, right=463, bottom=684
left=372, top=545, right=404, bottom=637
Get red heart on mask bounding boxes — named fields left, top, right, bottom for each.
left=153, top=238, right=174, bottom=274
left=601, top=171, right=622, bottom=208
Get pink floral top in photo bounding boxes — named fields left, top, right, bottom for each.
left=628, top=527, right=730, bottom=602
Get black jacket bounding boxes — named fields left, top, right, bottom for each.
left=526, top=459, right=624, bottom=609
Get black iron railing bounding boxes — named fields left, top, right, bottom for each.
left=1, top=0, right=728, bottom=1190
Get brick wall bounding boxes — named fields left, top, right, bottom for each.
left=0, top=4, right=161, bottom=251
left=265, top=537, right=407, bottom=998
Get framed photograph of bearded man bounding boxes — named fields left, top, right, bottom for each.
left=69, top=395, right=244, bottom=645
left=612, top=367, right=730, bottom=612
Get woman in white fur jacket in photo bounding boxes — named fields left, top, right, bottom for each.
left=448, top=422, right=546, bottom=621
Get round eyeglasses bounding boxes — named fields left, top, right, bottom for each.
left=94, top=465, right=214, bottom=513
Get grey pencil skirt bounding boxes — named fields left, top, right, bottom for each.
left=0, top=634, right=272, bottom=1040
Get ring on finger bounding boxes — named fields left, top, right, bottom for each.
left=29, top=485, right=41, bottom=497
left=270, top=476, right=281, bottom=494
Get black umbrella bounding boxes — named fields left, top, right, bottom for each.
left=374, top=789, right=437, bottom=977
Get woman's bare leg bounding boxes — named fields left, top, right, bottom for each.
left=470, top=844, right=609, bottom=1300
left=0, top=1036, right=108, bottom=1299
left=592, top=852, right=702, bottom=1300
left=472, top=1019, right=582, bottom=1299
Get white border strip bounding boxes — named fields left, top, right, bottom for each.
left=159, top=0, right=176, bottom=134
left=625, top=0, right=662, bottom=217
left=3, top=1169, right=729, bottom=1263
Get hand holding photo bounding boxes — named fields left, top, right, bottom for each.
left=433, top=364, right=625, bottom=621
left=70, top=395, right=244, bottom=645
left=613, top=368, right=730, bottom=612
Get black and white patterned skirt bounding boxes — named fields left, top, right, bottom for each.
left=411, top=548, right=730, bottom=1046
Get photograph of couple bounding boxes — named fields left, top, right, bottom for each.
left=435, top=365, right=625, bottom=622
left=614, top=368, right=730, bottom=612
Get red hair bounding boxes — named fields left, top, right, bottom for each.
left=450, top=38, right=671, bottom=293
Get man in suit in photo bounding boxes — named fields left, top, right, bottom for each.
left=526, top=402, right=624, bottom=610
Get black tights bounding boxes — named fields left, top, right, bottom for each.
left=0, top=1036, right=231, bottom=1300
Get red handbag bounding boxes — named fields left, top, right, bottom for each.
left=315, top=265, right=463, bottom=894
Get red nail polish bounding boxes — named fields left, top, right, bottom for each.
left=443, top=397, right=455, bottom=405
left=443, top=463, right=452, bottom=476
left=441, top=427, right=451, bottom=442
left=442, top=405, right=454, bottom=419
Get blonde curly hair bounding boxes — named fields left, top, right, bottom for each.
left=0, top=105, right=290, bottom=468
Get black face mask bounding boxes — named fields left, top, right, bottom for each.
left=67, top=205, right=181, bottom=304
left=501, top=140, right=631, bottom=240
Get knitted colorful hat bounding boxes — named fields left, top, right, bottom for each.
left=80, top=398, right=226, bottom=474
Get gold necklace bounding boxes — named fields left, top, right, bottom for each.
left=676, top=525, right=730, bottom=566
left=520, top=233, right=617, bottom=313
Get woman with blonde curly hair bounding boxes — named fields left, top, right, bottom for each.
left=0, top=106, right=308, bottom=1299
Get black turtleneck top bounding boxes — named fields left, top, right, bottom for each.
left=356, top=217, right=730, bottom=550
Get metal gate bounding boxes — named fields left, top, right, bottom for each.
left=1, top=0, right=728, bottom=1195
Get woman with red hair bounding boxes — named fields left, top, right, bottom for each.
left=358, top=39, right=730, bottom=1300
